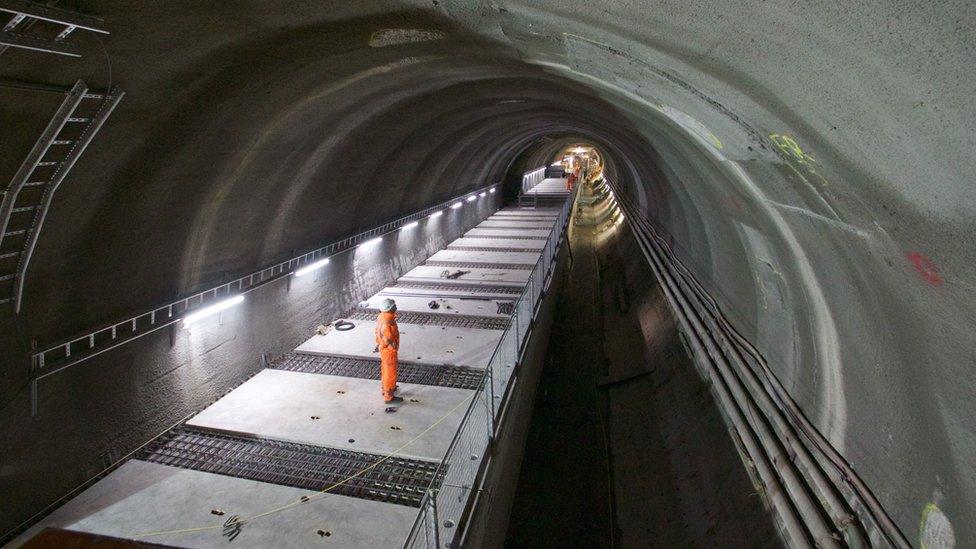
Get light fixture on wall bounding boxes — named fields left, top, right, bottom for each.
left=489, top=188, right=496, bottom=194
left=402, top=221, right=419, bottom=230
left=451, top=202, right=463, bottom=209
left=466, top=195, right=477, bottom=202
left=184, top=295, right=244, bottom=325
left=359, top=236, right=383, bottom=248
left=429, top=210, right=443, bottom=218
left=479, top=192, right=486, bottom=197
left=295, top=258, right=330, bottom=277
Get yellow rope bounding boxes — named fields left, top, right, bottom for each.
left=133, top=390, right=477, bottom=539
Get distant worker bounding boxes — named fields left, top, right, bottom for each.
left=566, top=170, right=577, bottom=191
left=375, top=298, right=402, bottom=403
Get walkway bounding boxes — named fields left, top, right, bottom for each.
left=11, top=182, right=573, bottom=548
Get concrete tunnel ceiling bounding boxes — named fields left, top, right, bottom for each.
left=0, top=0, right=973, bottom=545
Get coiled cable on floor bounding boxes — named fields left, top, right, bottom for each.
left=334, top=320, right=355, bottom=331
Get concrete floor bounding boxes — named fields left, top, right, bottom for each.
left=476, top=220, right=557, bottom=229
left=359, top=294, right=512, bottom=318
left=399, top=265, right=532, bottom=286
left=8, top=201, right=563, bottom=547
left=448, top=237, right=546, bottom=250
left=186, top=370, right=473, bottom=461
left=9, top=460, right=418, bottom=549
left=506, top=218, right=615, bottom=548
left=508, top=183, right=778, bottom=547
left=465, top=227, right=551, bottom=238
left=426, top=249, right=542, bottom=265
left=523, top=178, right=573, bottom=195
left=296, top=323, right=502, bottom=367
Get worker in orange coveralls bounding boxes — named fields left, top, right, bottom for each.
left=566, top=170, right=577, bottom=190
left=375, top=298, right=402, bottom=403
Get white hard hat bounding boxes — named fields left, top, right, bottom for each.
left=380, top=298, right=397, bottom=312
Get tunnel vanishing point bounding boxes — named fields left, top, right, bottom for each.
left=0, top=2, right=973, bottom=548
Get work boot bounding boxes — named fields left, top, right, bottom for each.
left=384, top=396, right=403, bottom=404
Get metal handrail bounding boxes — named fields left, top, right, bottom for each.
left=520, top=166, right=546, bottom=194
left=28, top=183, right=502, bottom=415
left=402, top=186, right=577, bottom=548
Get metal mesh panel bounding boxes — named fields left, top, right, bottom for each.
left=344, top=309, right=508, bottom=330
left=461, top=234, right=548, bottom=240
left=445, top=246, right=541, bottom=252
left=424, top=261, right=533, bottom=271
left=271, top=352, right=484, bottom=390
left=392, top=281, right=522, bottom=295
left=139, top=428, right=443, bottom=507
left=474, top=224, right=554, bottom=230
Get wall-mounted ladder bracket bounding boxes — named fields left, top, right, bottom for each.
left=0, top=0, right=108, bottom=58
left=0, top=79, right=124, bottom=312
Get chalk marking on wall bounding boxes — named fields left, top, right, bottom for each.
left=907, top=251, right=944, bottom=288
left=769, top=133, right=831, bottom=189
left=763, top=199, right=872, bottom=238
left=920, top=502, right=955, bottom=549
left=726, top=160, right=848, bottom=449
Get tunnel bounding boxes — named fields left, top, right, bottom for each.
left=0, top=1, right=972, bottom=548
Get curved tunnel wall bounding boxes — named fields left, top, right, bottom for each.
left=0, top=1, right=972, bottom=544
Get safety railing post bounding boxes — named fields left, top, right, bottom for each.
left=485, top=369, right=494, bottom=438
left=430, top=489, right=441, bottom=549
left=487, top=360, right=496, bottom=430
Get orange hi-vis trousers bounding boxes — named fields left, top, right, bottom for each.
left=380, top=348, right=398, bottom=401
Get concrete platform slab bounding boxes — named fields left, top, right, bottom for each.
left=400, top=265, right=530, bottom=286
left=448, top=237, right=546, bottom=250
left=10, top=460, right=418, bottom=549
left=427, top=249, right=541, bottom=265
left=465, top=227, right=551, bottom=238
left=361, top=294, right=512, bottom=318
left=295, top=322, right=501, bottom=368
left=186, top=370, right=475, bottom=461
left=524, top=178, right=571, bottom=195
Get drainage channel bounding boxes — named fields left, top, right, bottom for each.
left=138, top=428, right=442, bottom=507
left=270, top=352, right=485, bottom=390
left=393, top=281, right=523, bottom=295
left=344, top=308, right=509, bottom=330
left=424, top=260, right=534, bottom=271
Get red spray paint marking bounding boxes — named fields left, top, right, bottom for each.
left=907, top=252, right=943, bottom=287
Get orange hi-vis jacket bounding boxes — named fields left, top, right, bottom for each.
left=375, top=311, right=399, bottom=351
left=375, top=311, right=399, bottom=400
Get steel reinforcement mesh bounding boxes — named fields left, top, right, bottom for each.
left=343, top=309, right=508, bottom=330
left=462, top=234, right=549, bottom=240
left=423, top=260, right=534, bottom=271
left=392, top=280, right=523, bottom=295
left=270, top=352, right=484, bottom=390
left=138, top=428, right=442, bottom=507
left=446, top=244, right=542, bottom=252
left=475, top=224, right=555, bottom=230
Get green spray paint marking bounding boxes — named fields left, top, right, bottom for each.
left=769, top=133, right=830, bottom=188
left=919, top=502, right=955, bottom=549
